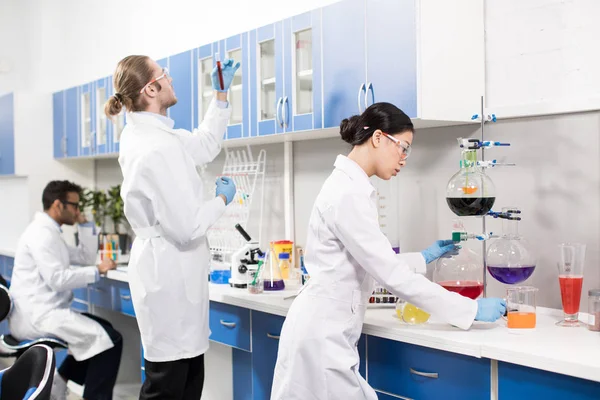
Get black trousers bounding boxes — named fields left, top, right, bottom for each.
left=139, top=354, right=205, bottom=400
left=58, top=313, right=123, bottom=400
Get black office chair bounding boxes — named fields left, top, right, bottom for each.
left=0, top=285, right=67, bottom=358
left=0, top=344, right=55, bottom=399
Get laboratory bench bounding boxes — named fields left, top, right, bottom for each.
left=0, top=250, right=599, bottom=399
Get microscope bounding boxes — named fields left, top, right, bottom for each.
left=229, top=224, right=264, bottom=288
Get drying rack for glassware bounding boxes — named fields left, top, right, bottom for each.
left=207, top=145, right=267, bottom=266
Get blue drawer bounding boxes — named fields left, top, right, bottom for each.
left=112, top=282, right=135, bottom=317
left=71, top=300, right=89, bottom=313
left=73, top=287, right=89, bottom=302
left=209, top=302, right=251, bottom=351
left=368, top=337, right=490, bottom=399
left=89, top=280, right=112, bottom=309
left=251, top=311, right=285, bottom=400
left=4, top=257, right=13, bottom=278
left=498, top=361, right=600, bottom=400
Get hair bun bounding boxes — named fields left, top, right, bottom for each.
left=339, top=115, right=361, bottom=144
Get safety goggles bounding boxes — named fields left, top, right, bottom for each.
left=139, top=67, right=170, bottom=94
left=381, top=131, right=411, bottom=159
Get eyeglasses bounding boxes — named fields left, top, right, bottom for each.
left=381, top=131, right=411, bottom=158
left=139, top=67, right=170, bottom=94
left=62, top=201, right=80, bottom=210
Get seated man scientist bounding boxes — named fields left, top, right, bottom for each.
left=8, top=180, right=121, bottom=400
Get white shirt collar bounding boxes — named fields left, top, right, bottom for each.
left=37, top=212, right=62, bottom=233
left=135, top=111, right=175, bottom=130
left=333, top=155, right=376, bottom=197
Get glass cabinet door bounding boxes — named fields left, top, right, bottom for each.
left=198, top=56, right=213, bottom=121
left=259, top=39, right=276, bottom=122
left=95, top=84, right=107, bottom=151
left=227, top=48, right=243, bottom=125
left=294, top=29, right=313, bottom=116
left=80, top=87, right=92, bottom=154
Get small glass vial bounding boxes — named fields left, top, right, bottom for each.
left=588, top=289, right=600, bottom=331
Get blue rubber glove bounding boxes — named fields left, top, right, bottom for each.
left=216, top=177, right=236, bottom=205
left=420, top=240, right=460, bottom=264
left=475, top=298, right=507, bottom=322
left=211, top=58, right=241, bottom=92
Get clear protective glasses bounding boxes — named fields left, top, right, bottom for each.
left=139, top=67, right=170, bottom=94
left=381, top=131, right=411, bottom=159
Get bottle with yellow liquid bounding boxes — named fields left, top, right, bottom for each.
left=396, top=299, right=430, bottom=325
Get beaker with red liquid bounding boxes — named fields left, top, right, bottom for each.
left=557, top=243, right=586, bottom=327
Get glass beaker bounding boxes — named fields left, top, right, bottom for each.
left=247, top=255, right=264, bottom=294
left=487, top=207, right=536, bottom=284
left=506, top=286, right=538, bottom=330
left=395, top=299, right=430, bottom=325
left=263, top=250, right=285, bottom=291
left=557, top=243, right=586, bottom=327
left=434, top=247, right=484, bottom=300
left=446, top=149, right=496, bottom=216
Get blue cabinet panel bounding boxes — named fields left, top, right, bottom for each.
left=112, top=281, right=135, bottom=317
left=368, top=336, right=490, bottom=399
left=170, top=50, right=193, bottom=132
left=72, top=287, right=89, bottom=302
left=90, top=280, right=112, bottom=309
left=65, top=87, right=80, bottom=157
left=322, top=0, right=366, bottom=128
left=251, top=311, right=285, bottom=400
left=209, top=302, right=251, bottom=351
left=0, top=93, right=15, bottom=175
left=498, top=361, right=600, bottom=400
left=53, top=91, right=65, bottom=158
left=366, top=0, right=417, bottom=117
left=233, top=349, right=253, bottom=400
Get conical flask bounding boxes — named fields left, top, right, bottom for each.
left=263, top=250, right=285, bottom=291
left=434, top=247, right=484, bottom=299
left=487, top=207, right=536, bottom=284
left=446, top=150, right=496, bottom=216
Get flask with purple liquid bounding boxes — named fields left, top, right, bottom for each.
left=487, top=207, right=536, bottom=284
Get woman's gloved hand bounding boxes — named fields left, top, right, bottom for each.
left=420, top=240, right=460, bottom=264
left=475, top=298, right=507, bottom=322
left=216, top=177, right=236, bottom=205
left=211, top=58, right=241, bottom=92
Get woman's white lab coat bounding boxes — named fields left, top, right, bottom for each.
left=118, top=99, right=230, bottom=362
left=8, top=212, right=114, bottom=361
left=271, top=155, right=478, bottom=400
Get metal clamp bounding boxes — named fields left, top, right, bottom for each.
left=220, top=320, right=237, bottom=328
left=357, top=83, right=366, bottom=113
left=266, top=333, right=280, bottom=340
left=409, top=368, right=439, bottom=379
left=365, top=82, right=374, bottom=109
left=276, top=97, right=284, bottom=128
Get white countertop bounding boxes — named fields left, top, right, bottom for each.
left=3, top=250, right=599, bottom=383
left=0, top=248, right=15, bottom=258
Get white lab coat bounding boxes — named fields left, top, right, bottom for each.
left=8, top=212, right=113, bottom=361
left=271, top=155, right=478, bottom=400
left=119, top=99, right=231, bottom=362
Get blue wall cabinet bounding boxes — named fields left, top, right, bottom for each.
left=283, top=10, right=323, bottom=132
left=222, top=33, right=249, bottom=140
left=65, top=87, right=80, bottom=157
left=368, top=337, right=490, bottom=399
left=498, top=362, right=600, bottom=400
left=251, top=311, right=285, bottom=399
left=365, top=0, right=417, bottom=117
left=321, top=0, right=366, bottom=128
left=53, top=91, right=66, bottom=158
left=250, top=22, right=284, bottom=136
left=94, top=78, right=110, bottom=155
left=170, top=50, right=193, bottom=132
left=106, top=77, right=124, bottom=155
left=80, top=83, right=93, bottom=156
left=0, top=93, right=15, bottom=175
left=194, top=42, right=218, bottom=130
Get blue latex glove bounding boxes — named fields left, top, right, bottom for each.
left=475, top=298, right=507, bottom=322
left=421, top=240, right=460, bottom=264
left=211, top=58, right=241, bottom=92
left=216, top=177, right=236, bottom=205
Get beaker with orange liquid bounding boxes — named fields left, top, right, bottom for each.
left=506, top=286, right=538, bottom=330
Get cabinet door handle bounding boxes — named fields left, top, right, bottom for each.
left=93, top=287, right=107, bottom=293
left=220, top=320, right=237, bottom=328
left=365, top=82, right=375, bottom=108
left=266, top=333, right=280, bottom=340
left=120, top=294, right=131, bottom=300
left=276, top=97, right=284, bottom=128
left=282, top=96, right=289, bottom=129
left=409, top=368, right=438, bottom=379
left=357, top=83, right=366, bottom=113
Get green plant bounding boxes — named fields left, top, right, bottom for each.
left=78, top=188, right=94, bottom=215
left=107, top=185, right=125, bottom=234
left=91, top=190, right=108, bottom=229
